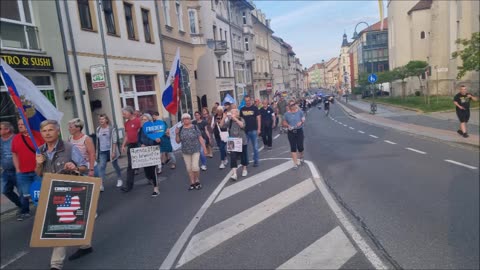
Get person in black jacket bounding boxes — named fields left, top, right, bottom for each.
left=138, top=113, right=161, bottom=197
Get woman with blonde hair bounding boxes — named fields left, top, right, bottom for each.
left=96, top=114, right=123, bottom=189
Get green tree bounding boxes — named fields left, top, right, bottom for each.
left=377, top=70, right=398, bottom=97
left=405, top=60, right=429, bottom=103
left=452, top=32, right=480, bottom=79
left=393, top=66, right=409, bottom=100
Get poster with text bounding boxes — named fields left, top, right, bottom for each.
left=130, top=145, right=162, bottom=169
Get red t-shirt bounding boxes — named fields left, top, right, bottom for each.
left=125, top=117, right=141, bottom=144
left=11, top=131, right=45, bottom=173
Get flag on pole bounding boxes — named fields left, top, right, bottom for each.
left=162, top=48, right=181, bottom=115
left=0, top=59, right=63, bottom=152
left=378, top=0, right=384, bottom=31
left=222, top=93, right=235, bottom=105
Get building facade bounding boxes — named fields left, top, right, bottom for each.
left=270, top=35, right=284, bottom=94
left=252, top=9, right=273, bottom=101
left=339, top=33, right=352, bottom=94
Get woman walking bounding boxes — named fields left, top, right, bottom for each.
left=138, top=113, right=161, bottom=197
left=96, top=114, right=123, bottom=189
left=202, top=107, right=214, bottom=158
left=175, top=113, right=207, bottom=191
left=212, top=106, right=228, bottom=169
left=221, top=109, right=248, bottom=180
left=160, top=128, right=176, bottom=170
left=282, top=101, right=306, bottom=170
left=193, top=111, right=210, bottom=171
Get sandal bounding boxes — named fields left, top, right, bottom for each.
left=194, top=182, right=202, bottom=190
left=170, top=164, right=176, bottom=169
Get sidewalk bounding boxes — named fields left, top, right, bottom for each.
left=336, top=99, right=480, bottom=148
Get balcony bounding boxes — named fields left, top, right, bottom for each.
left=243, top=25, right=254, bottom=36
left=213, top=40, right=228, bottom=56
left=0, top=21, right=41, bottom=51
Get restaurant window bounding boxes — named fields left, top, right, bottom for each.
left=162, top=0, right=171, bottom=26
left=0, top=0, right=40, bottom=50
left=103, top=0, right=118, bottom=35
left=141, top=8, right=153, bottom=43
left=175, top=0, right=184, bottom=31
left=118, top=74, right=158, bottom=113
left=188, top=9, right=198, bottom=34
left=124, top=2, right=137, bottom=40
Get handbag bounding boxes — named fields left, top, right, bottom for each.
left=217, top=124, right=229, bottom=143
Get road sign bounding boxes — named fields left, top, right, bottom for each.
left=368, top=73, right=377, bottom=84
left=90, top=65, right=106, bottom=89
left=436, top=67, right=448, bottom=73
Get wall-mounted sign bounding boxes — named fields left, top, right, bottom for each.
left=90, top=65, right=106, bottom=89
left=1, top=53, right=54, bottom=70
left=266, top=82, right=272, bottom=90
left=216, top=79, right=235, bottom=91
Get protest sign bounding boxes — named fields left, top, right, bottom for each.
left=30, top=173, right=101, bottom=247
left=227, top=137, right=242, bottom=152
left=130, top=145, right=162, bottom=169
left=143, top=120, right=167, bottom=140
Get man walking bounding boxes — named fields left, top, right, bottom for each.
left=453, top=85, right=478, bottom=138
left=0, top=122, right=23, bottom=219
left=240, top=96, right=261, bottom=167
left=277, top=97, right=287, bottom=133
left=11, top=118, right=44, bottom=220
left=34, top=120, right=91, bottom=270
left=259, top=100, right=275, bottom=149
left=121, top=106, right=141, bottom=192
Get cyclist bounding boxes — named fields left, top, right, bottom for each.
left=324, top=96, right=332, bottom=116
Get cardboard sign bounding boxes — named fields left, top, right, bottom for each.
left=130, top=145, right=162, bottom=169
left=30, top=173, right=101, bottom=247
left=170, top=122, right=182, bottom=151
left=227, top=137, right=243, bottom=152
left=143, top=120, right=167, bottom=140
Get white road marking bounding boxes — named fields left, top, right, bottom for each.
left=159, top=171, right=233, bottom=270
left=338, top=122, right=343, bottom=124
left=358, top=130, right=365, bottom=134
left=444, top=159, right=478, bottom=170
left=369, top=135, right=379, bottom=138
left=405, top=147, right=427, bottom=155
left=215, top=161, right=294, bottom=203
left=1, top=251, right=29, bottom=269
left=277, top=226, right=357, bottom=269
left=274, top=134, right=280, bottom=140
left=343, top=124, right=348, bottom=127
left=304, top=161, right=386, bottom=269
left=384, top=140, right=397, bottom=145
left=176, top=179, right=316, bottom=268
left=349, top=127, right=355, bottom=130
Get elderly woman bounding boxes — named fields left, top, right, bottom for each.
left=212, top=106, right=228, bottom=169
left=175, top=113, right=207, bottom=191
left=67, top=118, right=99, bottom=187
left=283, top=101, right=306, bottom=170
left=220, top=109, right=248, bottom=180
left=138, top=113, right=161, bottom=197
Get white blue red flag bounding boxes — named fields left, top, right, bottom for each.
left=222, top=93, right=235, bottom=105
left=162, top=48, right=181, bottom=115
left=56, top=195, right=81, bottom=223
left=0, top=59, right=63, bottom=131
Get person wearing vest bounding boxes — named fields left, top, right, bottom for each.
left=96, top=114, right=122, bottom=188
left=35, top=120, right=92, bottom=270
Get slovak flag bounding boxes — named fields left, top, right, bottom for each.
left=0, top=59, right=63, bottom=131
left=162, top=48, right=181, bottom=115
left=56, top=195, right=81, bottom=223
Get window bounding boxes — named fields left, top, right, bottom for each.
left=188, top=9, right=198, bottom=34
left=103, top=0, right=117, bottom=35
left=219, top=28, right=222, bottom=40
left=77, top=0, right=93, bottom=30
left=175, top=0, right=184, bottom=31
left=420, top=31, right=425, bottom=39
left=124, top=2, right=136, bottom=40
left=118, top=74, right=158, bottom=113
left=213, top=25, right=217, bottom=40
left=242, top=12, right=247, bottom=24
left=228, top=62, right=231, bottom=77
left=223, top=61, right=227, bottom=77
left=0, top=0, right=40, bottom=50
left=224, top=30, right=227, bottom=43
left=218, top=60, right=222, bottom=77
left=245, top=37, right=249, bottom=51
left=162, top=0, right=171, bottom=26
left=141, top=9, right=152, bottom=43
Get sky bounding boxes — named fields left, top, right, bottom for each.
left=254, top=1, right=386, bottom=69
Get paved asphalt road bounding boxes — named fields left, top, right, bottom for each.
left=1, top=104, right=478, bottom=269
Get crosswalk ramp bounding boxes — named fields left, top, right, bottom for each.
left=165, top=159, right=378, bottom=269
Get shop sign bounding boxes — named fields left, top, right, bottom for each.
left=1, top=53, right=54, bottom=70
left=216, top=79, right=235, bottom=91
left=90, top=65, right=106, bottom=89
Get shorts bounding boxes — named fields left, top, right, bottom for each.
left=183, top=152, right=200, bottom=172
left=287, top=128, right=304, bottom=153
left=456, top=110, right=470, bottom=123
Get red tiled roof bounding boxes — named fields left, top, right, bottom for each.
left=359, top=18, right=388, bottom=34
left=408, top=0, right=433, bottom=15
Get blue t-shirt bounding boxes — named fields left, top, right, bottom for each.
left=284, top=110, right=304, bottom=129
left=0, top=136, right=14, bottom=171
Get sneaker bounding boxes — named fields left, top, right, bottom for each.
left=253, top=163, right=259, bottom=167
left=242, top=170, right=248, bottom=177
left=151, top=191, right=159, bottom=197
left=188, top=184, right=195, bottom=191
left=457, top=129, right=464, bottom=135
left=219, top=162, right=225, bottom=169
left=68, top=247, right=93, bottom=261
left=116, top=180, right=123, bottom=187
left=223, top=159, right=229, bottom=166
left=463, top=133, right=469, bottom=138
left=201, top=165, right=207, bottom=171
left=293, top=165, right=299, bottom=170
left=100, top=185, right=104, bottom=192
left=17, top=213, right=24, bottom=221
left=194, top=182, right=202, bottom=190
left=230, top=173, right=237, bottom=181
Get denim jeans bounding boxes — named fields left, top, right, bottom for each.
left=16, top=172, right=41, bottom=214
left=217, top=140, right=227, bottom=162
left=1, top=170, right=22, bottom=209
left=199, top=146, right=207, bottom=166
left=246, top=130, right=259, bottom=165
left=98, top=151, right=122, bottom=181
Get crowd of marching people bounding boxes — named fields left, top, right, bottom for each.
left=0, top=94, right=313, bottom=269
